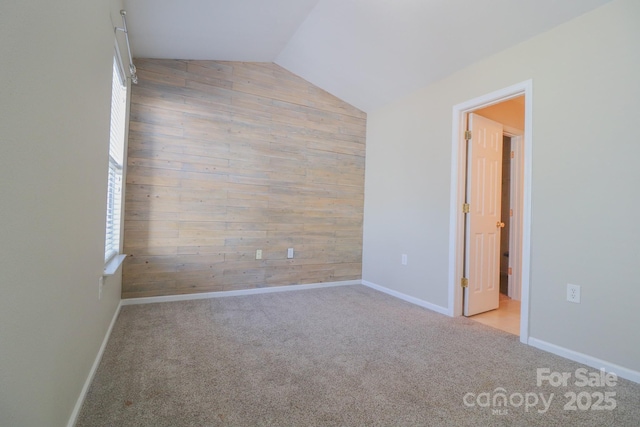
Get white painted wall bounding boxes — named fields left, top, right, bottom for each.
left=363, top=0, right=640, bottom=373
left=0, top=1, right=125, bottom=425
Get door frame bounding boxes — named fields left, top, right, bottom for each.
left=447, top=80, right=533, bottom=344
left=504, top=130, right=524, bottom=301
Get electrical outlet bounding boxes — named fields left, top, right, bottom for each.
left=401, top=254, right=408, bottom=265
left=567, top=284, right=580, bottom=303
left=256, top=249, right=262, bottom=260
left=287, top=248, right=294, bottom=259
left=98, top=276, right=104, bottom=300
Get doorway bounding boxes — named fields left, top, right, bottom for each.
left=447, top=80, right=533, bottom=344
left=466, top=125, right=522, bottom=335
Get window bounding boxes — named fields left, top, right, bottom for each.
left=105, top=56, right=127, bottom=263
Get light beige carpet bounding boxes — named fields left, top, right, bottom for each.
left=77, top=285, right=640, bottom=426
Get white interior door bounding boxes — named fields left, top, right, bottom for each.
left=464, top=113, right=503, bottom=316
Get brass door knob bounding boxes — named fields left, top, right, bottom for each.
left=497, top=221, right=505, bottom=228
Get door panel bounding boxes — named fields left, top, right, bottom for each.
left=464, top=113, right=503, bottom=316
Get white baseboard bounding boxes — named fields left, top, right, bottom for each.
left=64, top=280, right=638, bottom=427
left=528, top=337, right=639, bottom=384
left=121, top=280, right=361, bottom=306
left=361, top=280, right=450, bottom=316
left=67, top=301, right=122, bottom=427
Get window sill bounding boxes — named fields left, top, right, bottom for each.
left=104, top=254, right=126, bottom=276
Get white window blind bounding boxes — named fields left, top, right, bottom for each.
left=105, top=56, right=127, bottom=263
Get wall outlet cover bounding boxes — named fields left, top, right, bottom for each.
left=567, top=283, right=581, bottom=303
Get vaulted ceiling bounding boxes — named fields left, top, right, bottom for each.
left=123, top=0, right=612, bottom=112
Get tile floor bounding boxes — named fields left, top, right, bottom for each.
left=469, top=293, right=520, bottom=335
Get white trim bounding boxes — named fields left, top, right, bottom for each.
left=121, top=280, right=361, bottom=306
left=520, top=88, right=534, bottom=342
left=502, top=125, right=522, bottom=137
left=447, top=79, right=533, bottom=344
left=67, top=301, right=122, bottom=427
left=507, top=134, right=524, bottom=301
left=361, top=280, right=449, bottom=316
left=113, top=42, right=126, bottom=87
left=528, top=338, right=640, bottom=385
left=103, top=254, right=126, bottom=276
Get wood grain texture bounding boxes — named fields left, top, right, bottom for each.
left=122, top=60, right=366, bottom=298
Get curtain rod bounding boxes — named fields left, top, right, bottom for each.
left=115, top=10, right=138, bottom=84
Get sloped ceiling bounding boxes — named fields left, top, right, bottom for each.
left=123, top=0, right=612, bottom=112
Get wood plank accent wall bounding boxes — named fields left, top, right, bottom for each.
left=122, top=60, right=367, bottom=298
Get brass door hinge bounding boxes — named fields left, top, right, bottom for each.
left=511, top=151, right=515, bottom=159
left=462, top=203, right=470, bottom=214
left=465, top=130, right=472, bottom=140
left=461, top=277, right=469, bottom=288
